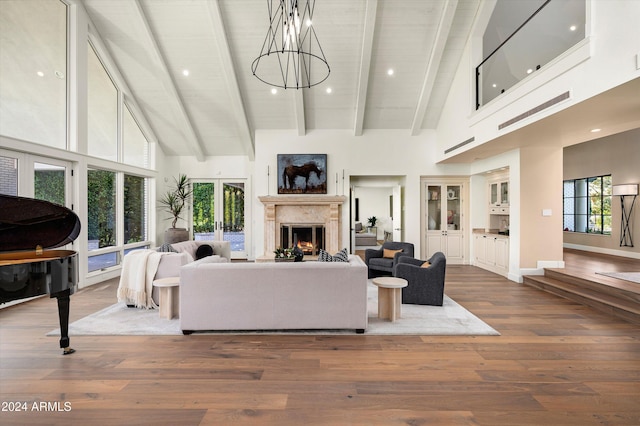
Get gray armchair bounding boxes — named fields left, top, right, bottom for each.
left=394, top=252, right=446, bottom=306
left=365, top=241, right=414, bottom=278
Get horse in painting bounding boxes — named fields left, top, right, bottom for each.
left=282, top=161, right=323, bottom=191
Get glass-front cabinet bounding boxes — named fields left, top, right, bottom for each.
left=423, top=178, right=467, bottom=264
left=490, top=179, right=509, bottom=206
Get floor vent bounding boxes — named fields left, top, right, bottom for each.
left=498, top=91, right=570, bottom=130
left=445, top=136, right=475, bottom=154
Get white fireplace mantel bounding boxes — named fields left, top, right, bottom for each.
left=259, top=195, right=347, bottom=256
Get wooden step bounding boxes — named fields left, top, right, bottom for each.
left=523, top=274, right=640, bottom=324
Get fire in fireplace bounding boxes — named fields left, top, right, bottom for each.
left=280, top=224, right=325, bottom=255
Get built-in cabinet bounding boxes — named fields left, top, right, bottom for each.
left=474, top=232, right=509, bottom=277
left=422, top=177, right=468, bottom=264
left=490, top=180, right=509, bottom=206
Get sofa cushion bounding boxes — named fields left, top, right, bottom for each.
left=195, top=244, right=214, bottom=260
left=369, top=257, right=393, bottom=270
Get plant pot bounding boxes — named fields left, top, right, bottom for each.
left=164, top=228, right=189, bottom=244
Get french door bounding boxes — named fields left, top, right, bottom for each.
left=191, top=179, right=246, bottom=259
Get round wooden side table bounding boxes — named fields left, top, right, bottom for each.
left=153, top=277, right=180, bottom=319
left=372, top=277, right=408, bottom=321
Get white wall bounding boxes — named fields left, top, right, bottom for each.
left=252, top=129, right=470, bottom=258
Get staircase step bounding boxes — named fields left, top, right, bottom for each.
left=523, top=274, right=640, bottom=324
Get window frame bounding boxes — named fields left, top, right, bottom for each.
left=563, top=174, right=612, bottom=235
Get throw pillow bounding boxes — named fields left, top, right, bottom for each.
left=195, top=244, right=214, bottom=260
left=158, top=243, right=177, bottom=253
left=333, top=248, right=349, bottom=262
left=317, top=248, right=349, bottom=262
left=383, top=248, right=402, bottom=259
left=318, top=248, right=333, bottom=262
left=421, top=261, right=431, bottom=268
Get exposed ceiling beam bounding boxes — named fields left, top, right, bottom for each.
left=207, top=0, right=255, bottom=160
left=294, top=90, right=306, bottom=136
left=354, top=0, right=378, bottom=136
left=133, top=0, right=206, bottom=161
left=410, top=0, right=458, bottom=136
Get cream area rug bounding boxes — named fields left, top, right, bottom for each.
left=49, top=281, right=499, bottom=336
left=595, top=271, right=640, bottom=284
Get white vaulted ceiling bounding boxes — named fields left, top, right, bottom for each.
left=81, top=0, right=481, bottom=159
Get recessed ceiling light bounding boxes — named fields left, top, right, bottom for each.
left=387, top=69, right=394, bottom=76
left=591, top=128, right=601, bottom=133
left=270, top=88, right=277, bottom=95
left=54, top=70, right=64, bottom=79
left=569, top=25, right=577, bottom=31
left=182, top=69, right=190, bottom=76
left=492, top=83, right=497, bottom=88
left=526, top=69, right=533, bottom=74
left=36, top=71, right=44, bottom=77
left=326, top=87, right=332, bottom=94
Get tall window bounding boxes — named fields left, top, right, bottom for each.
left=87, top=43, right=117, bottom=161
left=563, top=175, right=612, bottom=234
left=0, top=0, right=67, bottom=148
left=124, top=174, right=147, bottom=244
left=0, top=155, right=18, bottom=196
left=87, top=169, right=116, bottom=249
left=123, top=104, right=149, bottom=168
left=34, top=162, right=65, bottom=205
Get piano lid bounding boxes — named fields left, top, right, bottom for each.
left=0, top=195, right=81, bottom=251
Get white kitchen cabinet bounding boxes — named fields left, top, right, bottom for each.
left=489, top=178, right=509, bottom=207
left=473, top=232, right=509, bottom=277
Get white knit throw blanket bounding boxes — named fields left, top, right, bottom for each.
left=117, top=250, right=164, bottom=309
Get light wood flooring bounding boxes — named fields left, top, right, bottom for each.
left=1, top=250, right=639, bottom=425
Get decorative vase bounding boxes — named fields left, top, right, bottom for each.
left=293, top=246, right=304, bottom=262
left=428, top=216, right=436, bottom=230
left=164, top=228, right=189, bottom=244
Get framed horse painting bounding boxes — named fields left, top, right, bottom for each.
left=277, top=154, right=327, bottom=194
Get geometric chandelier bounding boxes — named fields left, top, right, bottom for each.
left=251, top=0, right=330, bottom=89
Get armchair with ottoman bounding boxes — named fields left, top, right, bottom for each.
left=364, top=241, right=414, bottom=278
left=394, top=251, right=446, bottom=306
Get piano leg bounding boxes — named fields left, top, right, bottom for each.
left=55, top=289, right=75, bottom=355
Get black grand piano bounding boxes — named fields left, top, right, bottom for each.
left=0, top=194, right=80, bottom=355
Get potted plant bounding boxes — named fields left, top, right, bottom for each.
left=274, top=247, right=296, bottom=261
left=159, top=174, right=192, bottom=244
left=367, top=216, right=377, bottom=227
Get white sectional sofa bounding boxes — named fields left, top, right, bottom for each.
left=179, top=255, right=368, bottom=334
left=152, top=240, right=231, bottom=303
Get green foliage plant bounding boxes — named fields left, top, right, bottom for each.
left=367, top=216, right=377, bottom=227
left=159, top=174, right=192, bottom=229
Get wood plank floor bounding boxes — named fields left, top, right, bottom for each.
left=1, top=250, right=639, bottom=425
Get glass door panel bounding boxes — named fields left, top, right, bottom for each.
left=427, top=185, right=441, bottom=230
left=446, top=185, right=461, bottom=231
left=192, top=180, right=246, bottom=258
left=222, top=182, right=245, bottom=255
left=192, top=182, right=216, bottom=240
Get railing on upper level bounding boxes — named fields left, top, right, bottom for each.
left=475, top=0, right=585, bottom=110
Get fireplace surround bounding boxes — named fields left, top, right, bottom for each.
left=281, top=224, right=325, bottom=255
left=259, top=195, right=346, bottom=259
